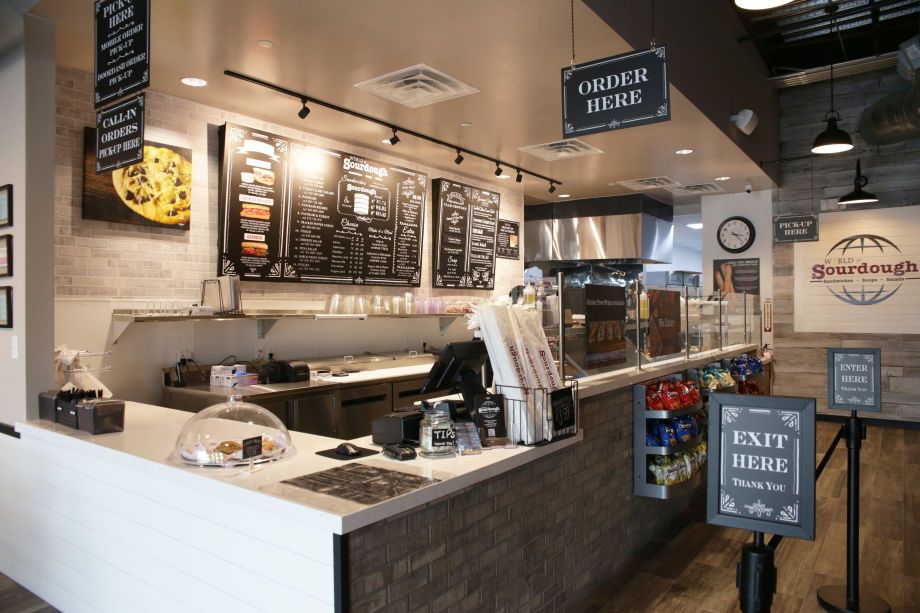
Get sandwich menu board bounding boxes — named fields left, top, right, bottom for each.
left=218, top=123, right=426, bottom=286
left=647, top=288, right=682, bottom=357
left=585, top=284, right=627, bottom=369
left=707, top=394, right=816, bottom=540
left=432, top=178, right=500, bottom=289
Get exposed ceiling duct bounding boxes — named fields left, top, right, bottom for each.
left=859, top=37, right=920, bottom=145
left=858, top=68, right=920, bottom=144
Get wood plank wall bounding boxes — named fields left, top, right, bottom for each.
left=772, top=67, right=920, bottom=421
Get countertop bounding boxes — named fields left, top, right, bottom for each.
left=16, top=402, right=581, bottom=534
left=168, top=363, right=437, bottom=400
left=18, top=345, right=760, bottom=534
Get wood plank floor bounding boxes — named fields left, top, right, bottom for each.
left=1, top=422, right=917, bottom=612
left=582, top=420, right=920, bottom=613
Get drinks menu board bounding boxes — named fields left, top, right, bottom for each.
left=218, top=123, right=426, bottom=286
left=431, top=178, right=499, bottom=289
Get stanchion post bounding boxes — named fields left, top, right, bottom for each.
left=737, top=531, right=775, bottom=613
left=816, top=412, right=890, bottom=613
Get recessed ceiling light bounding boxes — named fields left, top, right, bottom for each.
left=381, top=139, right=391, bottom=144
left=557, top=194, right=571, bottom=198
left=497, top=174, right=511, bottom=180
left=180, top=77, right=207, bottom=87
left=675, top=148, right=694, bottom=155
left=461, top=121, right=472, bottom=128
left=686, top=222, right=704, bottom=230
left=257, top=39, right=275, bottom=48
left=715, top=176, right=730, bottom=181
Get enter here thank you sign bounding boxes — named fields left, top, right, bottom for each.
left=707, top=395, right=815, bottom=540
left=561, top=46, right=670, bottom=137
left=828, top=348, right=881, bottom=411
left=794, top=206, right=920, bottom=334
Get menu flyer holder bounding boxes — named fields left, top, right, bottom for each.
left=706, top=393, right=816, bottom=613
left=816, top=349, right=890, bottom=613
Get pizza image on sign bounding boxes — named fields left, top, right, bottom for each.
left=82, top=127, right=193, bottom=230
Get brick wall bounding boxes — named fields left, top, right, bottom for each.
left=347, top=388, right=689, bottom=612
left=772, top=67, right=920, bottom=420
left=53, top=66, right=525, bottom=306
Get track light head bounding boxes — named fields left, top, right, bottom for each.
left=389, top=129, right=400, bottom=146
left=515, top=169, right=523, bottom=183
left=548, top=182, right=556, bottom=194
left=454, top=149, right=464, bottom=165
left=298, top=99, right=310, bottom=119
left=494, top=163, right=503, bottom=177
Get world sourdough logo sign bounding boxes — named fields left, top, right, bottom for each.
left=794, top=206, right=920, bottom=334
left=811, top=234, right=918, bottom=305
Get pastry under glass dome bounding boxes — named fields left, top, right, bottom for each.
left=170, top=395, right=295, bottom=468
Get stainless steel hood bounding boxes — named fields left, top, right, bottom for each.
left=524, top=194, right=673, bottom=265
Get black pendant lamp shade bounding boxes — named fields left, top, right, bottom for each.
left=838, top=159, right=878, bottom=205
left=812, top=111, right=853, bottom=154
left=811, top=42, right=853, bottom=155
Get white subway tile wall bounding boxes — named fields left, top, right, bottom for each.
left=53, top=66, right=525, bottom=304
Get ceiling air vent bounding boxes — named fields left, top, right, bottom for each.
left=518, top=139, right=603, bottom=162
left=665, top=183, right=725, bottom=196
left=354, top=64, right=479, bottom=108
left=616, top=176, right=682, bottom=191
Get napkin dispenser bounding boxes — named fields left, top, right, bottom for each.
left=201, top=275, right=242, bottom=314
left=372, top=410, right=423, bottom=445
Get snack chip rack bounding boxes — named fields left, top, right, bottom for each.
left=496, top=378, right=579, bottom=446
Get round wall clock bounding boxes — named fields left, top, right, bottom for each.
left=717, top=216, right=756, bottom=253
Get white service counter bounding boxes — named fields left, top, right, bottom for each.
left=0, top=344, right=758, bottom=612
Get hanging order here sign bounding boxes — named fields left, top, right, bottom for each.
left=562, top=46, right=670, bottom=137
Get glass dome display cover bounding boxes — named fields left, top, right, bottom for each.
left=170, top=395, right=296, bottom=468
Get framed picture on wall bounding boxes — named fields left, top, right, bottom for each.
left=0, top=184, right=11, bottom=228
left=0, top=286, right=11, bottom=328
left=0, top=235, right=11, bottom=277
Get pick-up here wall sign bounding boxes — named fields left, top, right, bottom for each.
left=561, top=46, right=670, bottom=138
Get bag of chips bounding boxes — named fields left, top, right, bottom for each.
left=646, top=430, right=661, bottom=446
left=673, top=416, right=695, bottom=443
left=648, top=456, right=683, bottom=485
left=656, top=421, right=678, bottom=447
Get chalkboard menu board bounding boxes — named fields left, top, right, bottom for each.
left=431, top=179, right=499, bottom=289
left=218, top=123, right=427, bottom=286
left=496, top=219, right=520, bottom=259
left=828, top=348, right=881, bottom=412
left=707, top=394, right=816, bottom=540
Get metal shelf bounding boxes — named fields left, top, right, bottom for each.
left=701, top=383, right=738, bottom=396
left=634, top=380, right=706, bottom=500
left=637, top=471, right=702, bottom=500
left=108, top=311, right=464, bottom=343
left=645, top=433, right=703, bottom=456
left=643, top=400, right=704, bottom=419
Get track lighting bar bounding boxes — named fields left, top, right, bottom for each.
left=224, top=69, right=561, bottom=187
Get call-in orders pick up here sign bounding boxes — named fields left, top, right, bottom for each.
left=707, top=394, right=816, bottom=540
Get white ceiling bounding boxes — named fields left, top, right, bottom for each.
left=31, top=0, right=776, bottom=204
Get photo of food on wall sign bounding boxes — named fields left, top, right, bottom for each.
left=82, top=127, right=193, bottom=230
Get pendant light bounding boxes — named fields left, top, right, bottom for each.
left=811, top=33, right=853, bottom=154
left=734, top=0, right=794, bottom=9
left=838, top=159, right=878, bottom=205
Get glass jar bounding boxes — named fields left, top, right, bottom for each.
left=419, top=403, right=456, bottom=458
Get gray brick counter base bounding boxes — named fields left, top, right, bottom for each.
left=348, top=388, right=690, bottom=612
